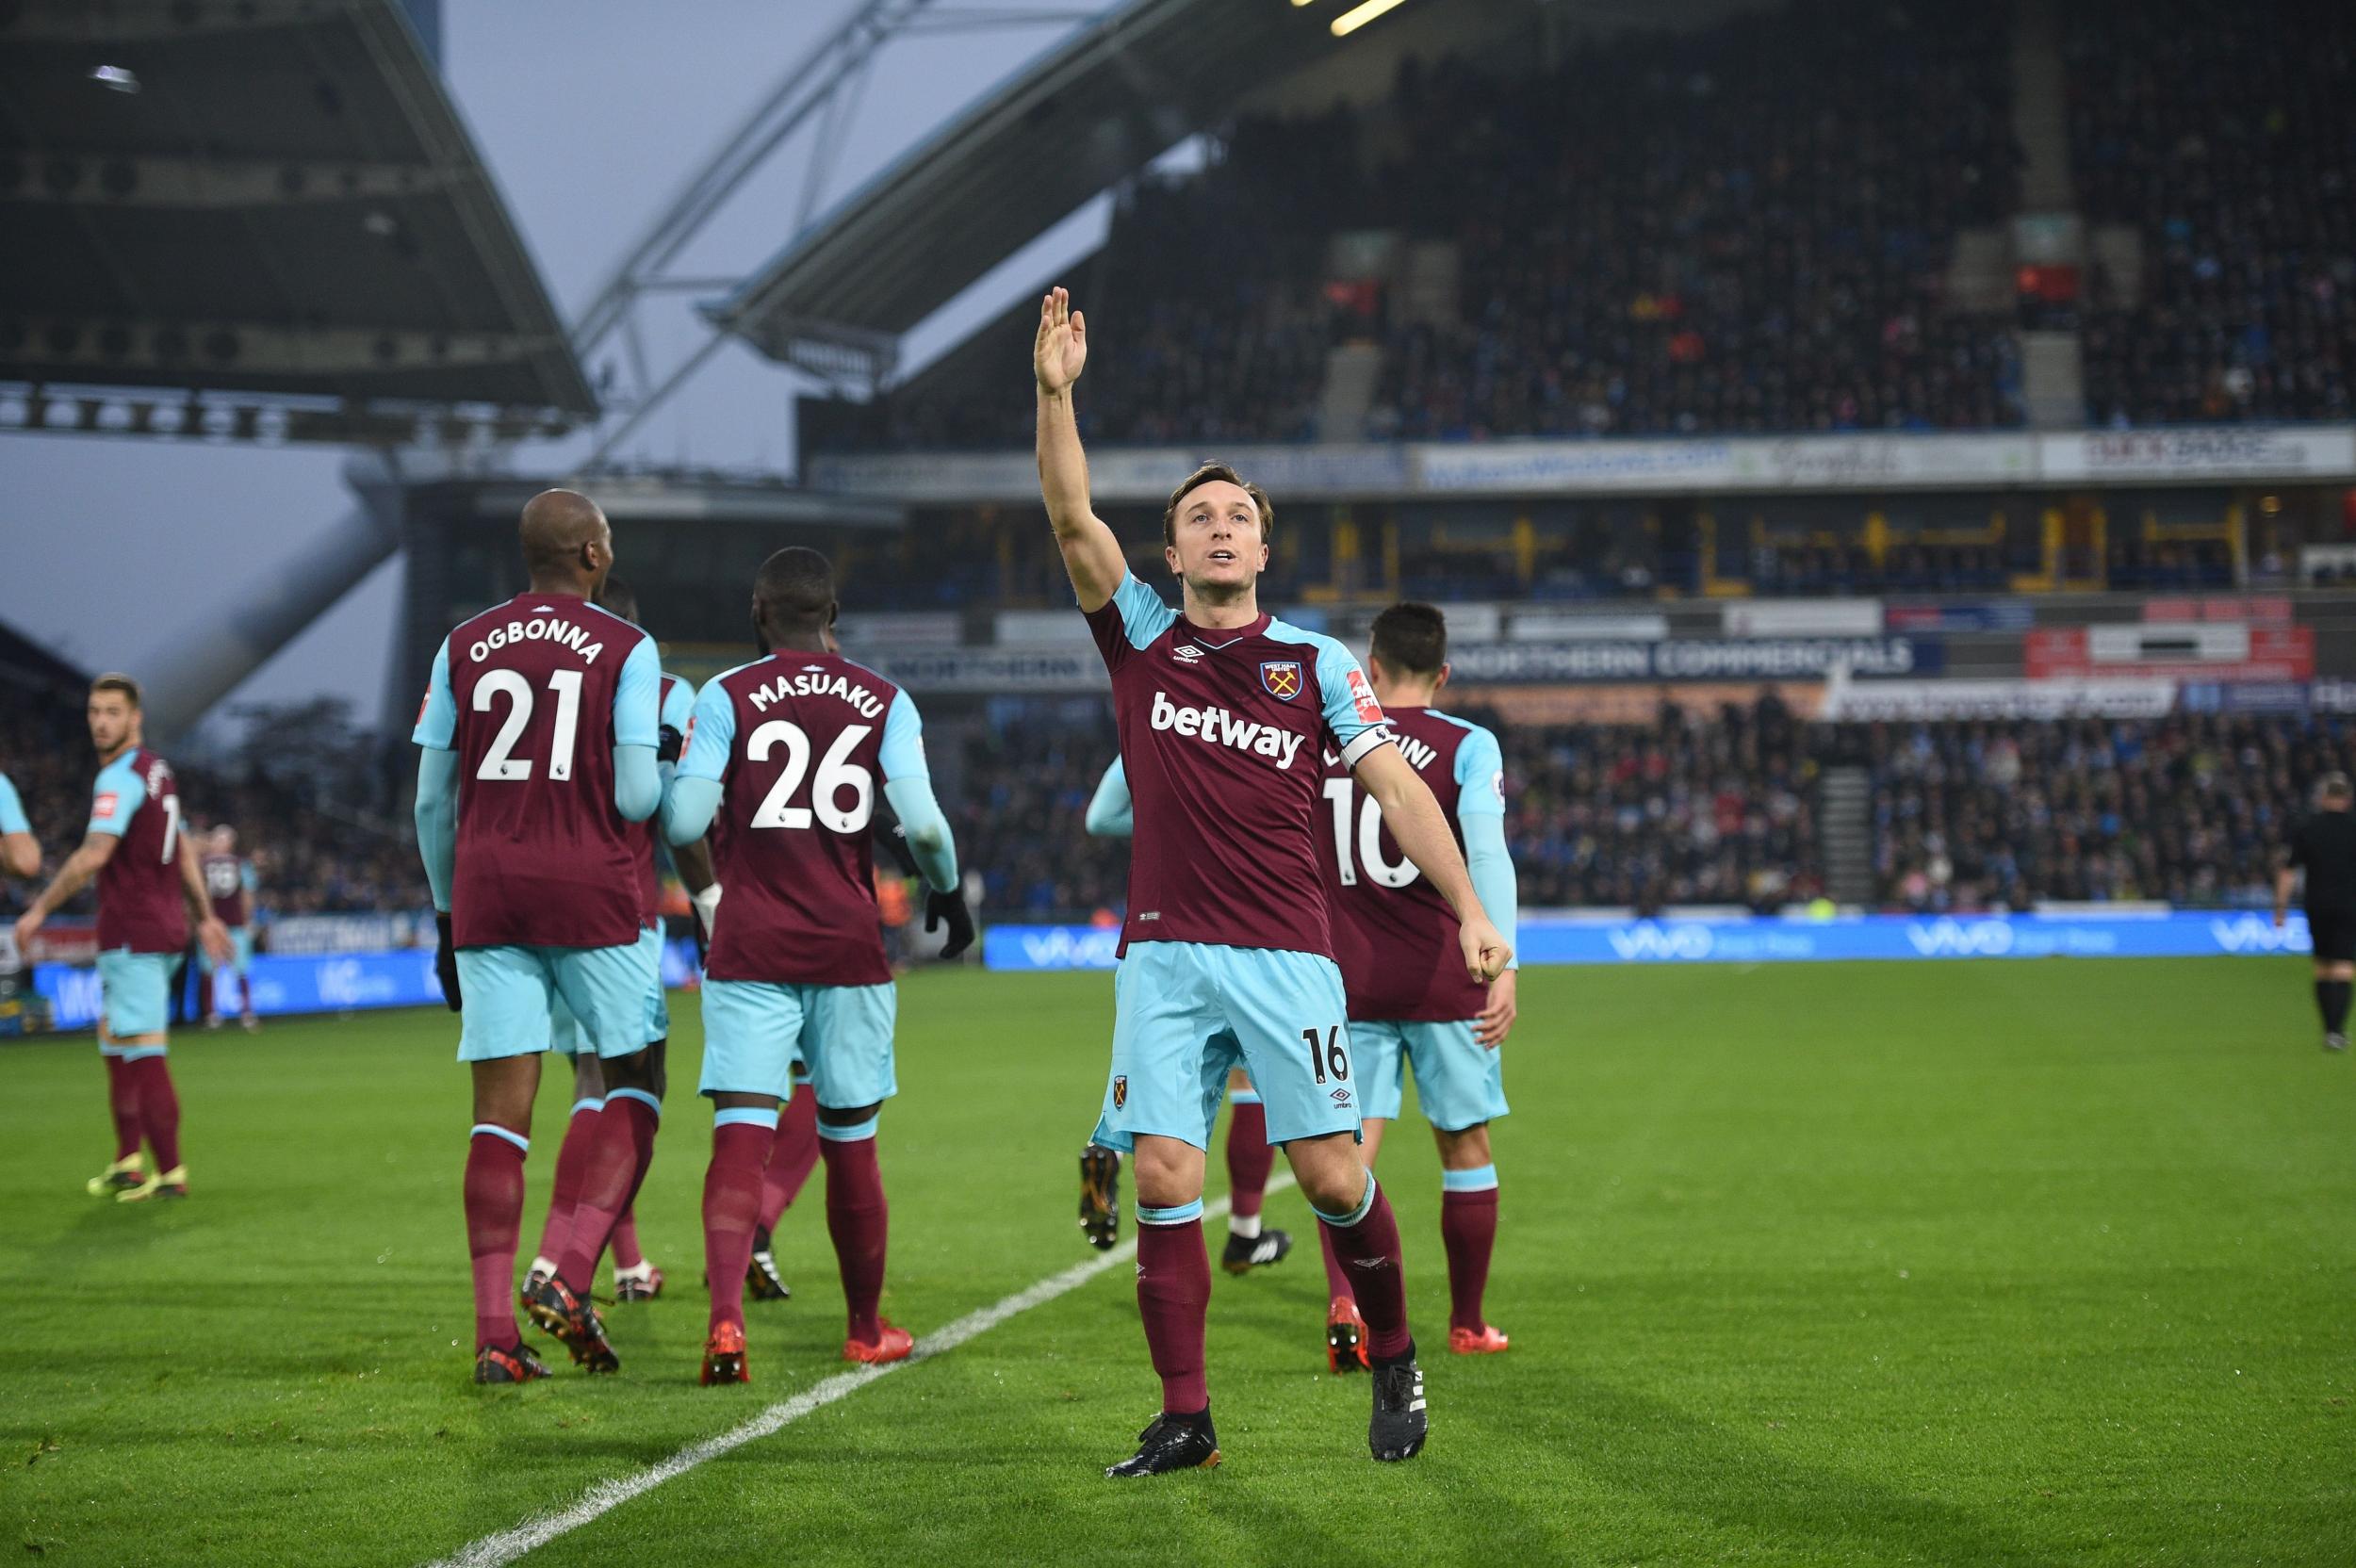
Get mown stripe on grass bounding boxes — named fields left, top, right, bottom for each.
left=428, top=1174, right=1296, bottom=1567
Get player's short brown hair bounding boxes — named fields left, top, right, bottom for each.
left=1162, top=462, right=1272, bottom=549
left=1370, top=602, right=1448, bottom=677
left=2318, top=772, right=2352, bottom=804
left=90, top=673, right=142, bottom=709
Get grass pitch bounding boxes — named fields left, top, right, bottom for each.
left=2, top=959, right=2350, bottom=1566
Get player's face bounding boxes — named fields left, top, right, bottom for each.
left=1164, top=481, right=1268, bottom=596
left=87, top=692, right=137, bottom=754
left=214, top=826, right=237, bottom=853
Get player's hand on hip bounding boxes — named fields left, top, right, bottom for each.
left=1460, top=914, right=1512, bottom=984
left=1035, top=286, right=1087, bottom=393
left=924, top=889, right=976, bottom=960
left=434, top=912, right=463, bottom=1012
left=1475, top=968, right=1517, bottom=1048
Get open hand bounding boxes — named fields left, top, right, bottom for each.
left=1035, top=286, right=1088, bottom=394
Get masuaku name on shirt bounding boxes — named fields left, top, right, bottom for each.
left=747, top=666, right=886, bottom=720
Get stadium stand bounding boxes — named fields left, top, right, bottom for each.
left=805, top=1, right=2026, bottom=449
left=2069, top=0, right=2356, bottom=428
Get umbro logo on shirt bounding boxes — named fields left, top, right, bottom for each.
left=1172, top=645, right=1204, bottom=663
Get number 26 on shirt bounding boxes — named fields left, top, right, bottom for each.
left=747, top=720, right=874, bottom=833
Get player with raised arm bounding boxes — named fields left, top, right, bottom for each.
left=663, top=547, right=975, bottom=1385
left=525, top=575, right=715, bottom=1305
left=1077, top=757, right=1290, bottom=1275
left=411, top=491, right=664, bottom=1386
left=13, top=676, right=231, bottom=1202
left=1035, top=287, right=1511, bottom=1476
left=1314, top=604, right=1519, bottom=1367
left=199, top=825, right=261, bottom=1032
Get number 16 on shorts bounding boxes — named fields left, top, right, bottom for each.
left=1301, top=1023, right=1351, bottom=1087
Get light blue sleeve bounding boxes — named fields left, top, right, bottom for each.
left=1084, top=758, right=1133, bottom=838
left=1463, top=812, right=1519, bottom=971
left=1453, top=726, right=1506, bottom=817
left=0, top=772, right=27, bottom=837
left=612, top=637, right=662, bottom=751
left=877, top=690, right=929, bottom=781
left=1450, top=724, right=1513, bottom=965
left=614, top=746, right=660, bottom=823
left=881, top=775, right=958, bottom=892
left=414, top=747, right=460, bottom=911
left=411, top=638, right=457, bottom=750
left=1109, top=572, right=1176, bottom=649
left=657, top=674, right=697, bottom=789
left=1313, top=635, right=1393, bottom=767
left=678, top=678, right=738, bottom=785
left=87, top=753, right=144, bottom=838
left=241, top=862, right=260, bottom=894
left=663, top=679, right=737, bottom=845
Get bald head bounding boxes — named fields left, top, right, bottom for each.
left=519, top=489, right=613, bottom=596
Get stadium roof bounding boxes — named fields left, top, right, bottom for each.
left=0, top=0, right=595, bottom=443
left=710, top=0, right=1541, bottom=374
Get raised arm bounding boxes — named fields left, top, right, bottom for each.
left=1035, top=287, right=1126, bottom=613
left=1354, top=743, right=1513, bottom=983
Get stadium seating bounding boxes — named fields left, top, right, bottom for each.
left=2069, top=0, right=2356, bottom=426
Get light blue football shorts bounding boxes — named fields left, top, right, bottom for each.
left=547, top=926, right=668, bottom=1056
left=1350, top=1018, right=1510, bottom=1131
left=96, top=948, right=174, bottom=1048
left=198, top=926, right=256, bottom=976
left=455, top=940, right=649, bottom=1062
left=699, top=978, right=896, bottom=1110
left=1090, top=940, right=1359, bottom=1153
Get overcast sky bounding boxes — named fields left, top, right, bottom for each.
left=0, top=0, right=1108, bottom=738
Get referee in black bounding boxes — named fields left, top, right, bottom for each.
left=2275, top=772, right=2356, bottom=1052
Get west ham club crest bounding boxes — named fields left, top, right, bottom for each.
left=1259, top=660, right=1303, bottom=701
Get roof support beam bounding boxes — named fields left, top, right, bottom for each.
left=1, top=317, right=566, bottom=377
left=0, top=152, right=464, bottom=208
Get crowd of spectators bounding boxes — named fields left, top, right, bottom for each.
left=1374, top=9, right=2021, bottom=439
left=946, top=700, right=2348, bottom=923
left=2069, top=0, right=2356, bottom=426
left=807, top=1, right=2025, bottom=454
left=1866, top=712, right=2338, bottom=911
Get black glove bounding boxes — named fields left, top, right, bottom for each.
left=924, top=889, right=975, bottom=960
left=658, top=724, right=684, bottom=763
left=434, top=912, right=463, bottom=1011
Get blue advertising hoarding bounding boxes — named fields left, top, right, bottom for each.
left=983, top=910, right=2312, bottom=972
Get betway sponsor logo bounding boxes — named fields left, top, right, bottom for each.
left=1906, top=918, right=2016, bottom=956
left=1150, top=690, right=1304, bottom=770
left=1606, top=922, right=1716, bottom=961
left=2210, top=913, right=2306, bottom=954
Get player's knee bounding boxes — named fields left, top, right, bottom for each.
left=1435, top=1123, right=1492, bottom=1168
left=1131, top=1138, right=1204, bottom=1209
left=816, top=1101, right=881, bottom=1140
left=603, top=1047, right=658, bottom=1094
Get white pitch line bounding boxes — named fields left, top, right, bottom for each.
left=429, top=1172, right=1298, bottom=1568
